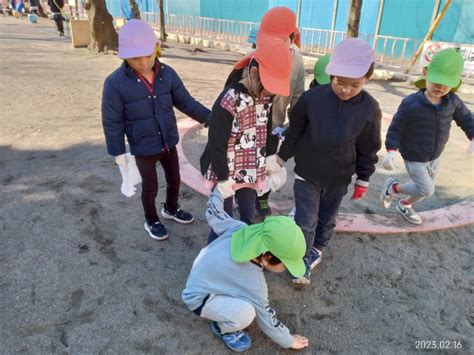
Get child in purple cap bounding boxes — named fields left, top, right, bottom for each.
left=267, top=38, right=382, bottom=284
left=102, top=20, right=211, bottom=241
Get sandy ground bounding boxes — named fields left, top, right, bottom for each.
left=1, top=17, right=473, bottom=354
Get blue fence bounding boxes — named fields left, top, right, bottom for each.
left=105, top=0, right=473, bottom=45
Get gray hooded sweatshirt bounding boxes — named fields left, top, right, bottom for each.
left=182, top=190, right=294, bottom=348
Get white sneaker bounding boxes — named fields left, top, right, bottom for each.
left=380, top=178, right=398, bottom=209
left=396, top=200, right=422, bottom=225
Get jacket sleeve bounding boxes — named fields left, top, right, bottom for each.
left=206, top=189, right=247, bottom=237
left=452, top=97, right=474, bottom=140
left=277, top=94, right=309, bottom=162
left=356, top=106, right=382, bottom=182
left=253, top=301, right=294, bottom=348
left=385, top=97, right=411, bottom=150
left=208, top=99, right=234, bottom=181
left=102, top=79, right=126, bottom=156
left=169, top=67, right=211, bottom=123
left=288, top=52, right=306, bottom=117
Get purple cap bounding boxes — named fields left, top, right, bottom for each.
left=119, top=20, right=158, bottom=59
left=326, top=38, right=375, bottom=78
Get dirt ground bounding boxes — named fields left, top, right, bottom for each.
left=1, top=17, right=473, bottom=354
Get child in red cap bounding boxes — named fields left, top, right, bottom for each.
left=200, top=38, right=292, bottom=244
left=268, top=38, right=382, bottom=284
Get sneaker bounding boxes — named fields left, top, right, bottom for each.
left=396, top=200, right=422, bottom=225
left=210, top=321, right=252, bottom=352
left=306, top=247, right=323, bottom=271
left=291, top=260, right=311, bottom=285
left=144, top=221, right=169, bottom=240
left=380, top=178, right=399, bottom=209
left=161, top=205, right=195, bottom=224
left=256, top=199, right=272, bottom=218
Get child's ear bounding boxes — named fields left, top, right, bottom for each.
left=421, top=67, right=428, bottom=79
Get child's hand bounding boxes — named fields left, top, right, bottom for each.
left=351, top=179, right=369, bottom=201
left=291, top=334, right=309, bottom=349
left=467, top=139, right=474, bottom=153
left=216, top=179, right=236, bottom=199
left=382, top=150, right=397, bottom=170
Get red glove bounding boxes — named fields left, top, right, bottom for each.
left=351, top=179, right=369, bottom=201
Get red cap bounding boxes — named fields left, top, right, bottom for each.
left=234, top=38, right=292, bottom=96
left=257, top=7, right=301, bottom=47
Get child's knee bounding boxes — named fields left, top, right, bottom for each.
left=236, top=303, right=256, bottom=329
left=417, top=182, right=435, bottom=197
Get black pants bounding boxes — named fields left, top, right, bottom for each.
left=207, top=187, right=256, bottom=244
left=135, top=148, right=180, bottom=224
left=53, top=13, right=64, bottom=33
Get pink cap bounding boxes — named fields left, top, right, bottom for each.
left=119, top=20, right=158, bottom=59
left=326, top=38, right=375, bottom=78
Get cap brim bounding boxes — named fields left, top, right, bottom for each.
left=259, top=62, right=290, bottom=96
left=234, top=54, right=252, bottom=70
left=119, top=44, right=156, bottom=59
left=426, top=71, right=461, bottom=90
left=230, top=223, right=306, bottom=278
left=326, top=62, right=371, bottom=79
left=315, top=72, right=330, bottom=85
left=414, top=76, right=462, bottom=92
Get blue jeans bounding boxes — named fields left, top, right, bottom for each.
left=207, top=188, right=256, bottom=244
left=294, top=179, right=347, bottom=251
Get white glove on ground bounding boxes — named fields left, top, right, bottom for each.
left=382, top=150, right=397, bottom=170
left=266, top=154, right=283, bottom=174
left=216, top=179, right=236, bottom=199
left=467, top=139, right=474, bottom=153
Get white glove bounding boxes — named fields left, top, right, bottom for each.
left=115, top=154, right=128, bottom=171
left=467, top=139, right=474, bottom=153
left=382, top=150, right=397, bottom=170
left=216, top=179, right=236, bottom=199
left=266, top=154, right=283, bottom=174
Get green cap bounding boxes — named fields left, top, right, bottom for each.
left=231, top=216, right=306, bottom=277
left=415, top=48, right=464, bottom=91
left=313, top=54, right=331, bottom=85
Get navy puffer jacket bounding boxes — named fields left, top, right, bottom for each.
left=102, top=61, right=210, bottom=156
left=385, top=90, right=473, bottom=162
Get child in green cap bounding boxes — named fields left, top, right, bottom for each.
left=309, top=54, right=331, bottom=88
left=182, top=189, right=309, bottom=352
left=381, top=48, right=474, bottom=225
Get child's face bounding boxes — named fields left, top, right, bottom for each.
left=424, top=81, right=451, bottom=99
left=263, top=262, right=286, bottom=273
left=126, top=50, right=156, bottom=75
left=331, top=76, right=367, bottom=101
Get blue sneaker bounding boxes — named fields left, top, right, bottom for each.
left=210, top=321, right=251, bottom=352
left=306, top=247, right=322, bottom=270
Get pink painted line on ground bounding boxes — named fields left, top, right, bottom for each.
left=178, top=118, right=474, bottom=234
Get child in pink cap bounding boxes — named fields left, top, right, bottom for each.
left=267, top=38, right=382, bottom=284
left=102, top=20, right=211, bottom=241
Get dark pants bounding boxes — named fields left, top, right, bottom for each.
left=53, top=13, right=64, bottom=33
left=207, top=187, right=256, bottom=244
left=135, top=148, right=180, bottom=224
left=293, top=179, right=347, bottom=252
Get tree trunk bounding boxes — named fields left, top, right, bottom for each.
left=159, top=0, right=166, bottom=42
left=347, top=0, right=363, bottom=38
left=84, top=0, right=118, bottom=53
left=129, top=0, right=141, bottom=19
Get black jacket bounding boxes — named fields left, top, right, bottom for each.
left=48, top=0, right=64, bottom=12
left=278, top=85, right=382, bottom=187
left=385, top=90, right=473, bottom=162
